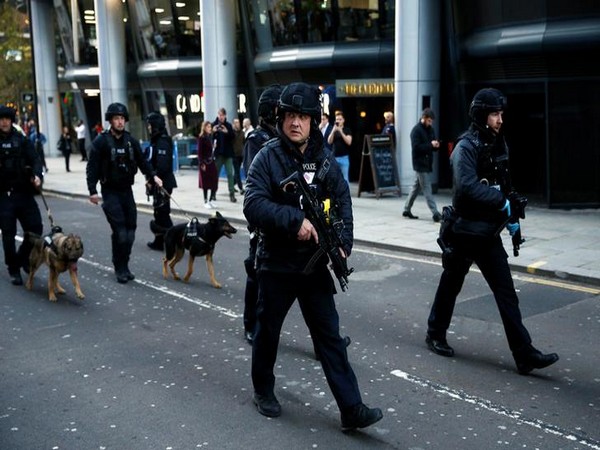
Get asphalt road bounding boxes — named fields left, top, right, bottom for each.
left=1, top=195, right=599, bottom=450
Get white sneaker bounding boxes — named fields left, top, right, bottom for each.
left=209, top=201, right=217, bottom=208
left=204, top=202, right=212, bottom=209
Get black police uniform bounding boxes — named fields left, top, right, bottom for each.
left=427, top=107, right=558, bottom=373
left=146, top=117, right=177, bottom=250
left=241, top=123, right=276, bottom=339
left=0, top=122, right=43, bottom=283
left=243, top=127, right=363, bottom=411
left=86, top=129, right=156, bottom=280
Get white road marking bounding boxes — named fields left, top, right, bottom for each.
left=354, top=247, right=600, bottom=295
left=82, top=257, right=241, bottom=318
left=391, top=369, right=600, bottom=449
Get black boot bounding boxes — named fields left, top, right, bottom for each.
left=341, top=403, right=383, bottom=432
left=514, top=346, right=559, bottom=375
left=9, top=270, right=23, bottom=286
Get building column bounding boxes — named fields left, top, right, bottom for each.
left=200, top=0, right=238, bottom=122
left=31, top=0, right=61, bottom=157
left=396, top=0, right=441, bottom=193
left=94, top=0, right=127, bottom=121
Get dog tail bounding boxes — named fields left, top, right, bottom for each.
left=150, top=220, right=168, bottom=235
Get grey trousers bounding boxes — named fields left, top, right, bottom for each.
left=404, top=171, right=439, bottom=215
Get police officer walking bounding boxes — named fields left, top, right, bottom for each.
left=86, top=103, right=162, bottom=283
left=144, top=111, right=177, bottom=251
left=243, top=83, right=383, bottom=431
left=425, top=88, right=559, bottom=375
left=241, top=84, right=281, bottom=343
left=0, top=105, right=43, bottom=285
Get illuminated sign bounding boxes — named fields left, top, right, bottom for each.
left=336, top=79, right=394, bottom=97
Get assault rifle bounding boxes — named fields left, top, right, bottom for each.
left=496, top=192, right=527, bottom=257
left=279, top=171, right=354, bottom=291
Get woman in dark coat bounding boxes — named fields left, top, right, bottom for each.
left=57, top=125, right=73, bottom=172
left=197, top=121, right=218, bottom=208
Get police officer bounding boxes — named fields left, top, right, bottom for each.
left=0, top=105, right=43, bottom=285
left=145, top=111, right=177, bottom=251
left=86, top=103, right=162, bottom=283
left=425, top=88, right=559, bottom=375
left=243, top=83, right=383, bottom=430
left=241, top=84, right=282, bottom=343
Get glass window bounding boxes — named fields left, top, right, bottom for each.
left=250, top=0, right=394, bottom=50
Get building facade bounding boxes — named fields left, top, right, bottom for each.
left=28, top=0, right=600, bottom=207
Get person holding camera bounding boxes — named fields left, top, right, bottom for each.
left=211, top=107, right=237, bottom=203
left=327, top=110, right=352, bottom=183
left=425, top=88, right=559, bottom=375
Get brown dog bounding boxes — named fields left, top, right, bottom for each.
left=151, top=212, right=237, bottom=288
left=25, top=231, right=85, bottom=302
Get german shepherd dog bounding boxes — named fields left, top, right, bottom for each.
left=25, top=230, right=85, bottom=302
left=151, top=212, right=237, bottom=288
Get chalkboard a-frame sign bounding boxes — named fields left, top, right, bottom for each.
left=358, top=134, right=401, bottom=198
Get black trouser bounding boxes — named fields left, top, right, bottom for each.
left=0, top=191, right=43, bottom=274
left=243, top=233, right=258, bottom=333
left=101, top=189, right=137, bottom=274
left=427, top=234, right=532, bottom=354
left=150, top=187, right=173, bottom=246
left=78, top=138, right=87, bottom=161
left=233, top=155, right=244, bottom=191
left=252, top=268, right=362, bottom=409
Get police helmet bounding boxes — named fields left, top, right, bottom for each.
left=258, top=85, right=282, bottom=124
left=469, top=88, right=506, bottom=125
left=277, top=82, right=321, bottom=127
left=145, top=111, right=166, bottom=133
left=0, top=105, right=16, bottom=122
left=105, top=102, right=129, bottom=122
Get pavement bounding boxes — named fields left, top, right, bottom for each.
left=41, top=156, right=600, bottom=286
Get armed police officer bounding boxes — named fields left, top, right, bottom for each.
left=0, top=105, right=43, bottom=286
left=144, top=111, right=177, bottom=251
left=243, top=82, right=382, bottom=431
left=86, top=103, right=162, bottom=283
left=426, top=88, right=559, bottom=375
left=241, top=84, right=282, bottom=343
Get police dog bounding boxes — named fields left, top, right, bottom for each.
left=25, top=230, right=85, bottom=302
left=151, top=212, right=237, bottom=288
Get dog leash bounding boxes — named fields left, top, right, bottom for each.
left=37, top=187, right=57, bottom=229
left=155, top=186, right=197, bottom=222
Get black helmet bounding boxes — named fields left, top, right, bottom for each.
left=469, top=88, right=506, bottom=125
left=145, top=111, right=166, bottom=133
left=0, top=105, right=16, bottom=122
left=277, top=82, right=321, bottom=127
left=258, top=85, right=282, bottom=124
left=105, top=102, right=129, bottom=122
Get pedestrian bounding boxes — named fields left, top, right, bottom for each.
left=232, top=118, right=245, bottom=194
left=319, top=112, right=334, bottom=153
left=327, top=110, right=352, bottom=183
left=86, top=102, right=163, bottom=283
left=243, top=82, right=383, bottom=430
left=241, top=84, right=282, bottom=344
left=211, top=107, right=236, bottom=203
left=381, top=111, right=396, bottom=147
left=145, top=111, right=177, bottom=251
left=0, top=105, right=44, bottom=286
left=75, top=120, right=88, bottom=161
left=402, top=108, right=442, bottom=222
left=197, top=120, right=218, bottom=208
left=242, top=117, right=254, bottom=139
left=27, top=120, right=48, bottom=173
left=425, top=88, right=559, bottom=375
left=57, top=125, right=73, bottom=172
